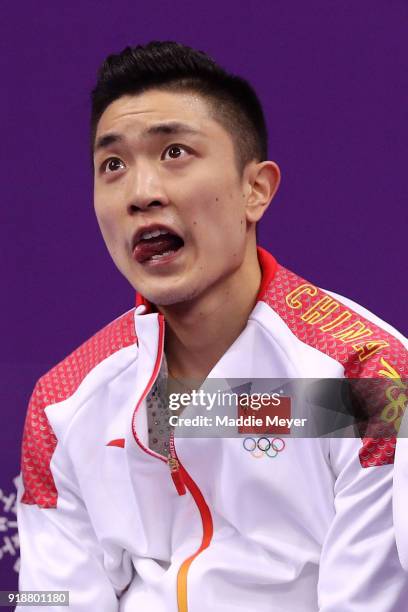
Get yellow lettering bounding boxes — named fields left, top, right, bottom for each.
left=385, top=385, right=408, bottom=406
left=381, top=403, right=400, bottom=423
left=286, top=284, right=318, bottom=309
left=378, top=357, right=402, bottom=381
left=377, top=360, right=407, bottom=432
left=320, top=310, right=352, bottom=332
left=353, top=340, right=390, bottom=362
left=380, top=386, right=408, bottom=429
left=301, top=296, right=340, bottom=324
left=332, top=320, right=373, bottom=343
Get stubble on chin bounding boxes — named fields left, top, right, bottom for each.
left=146, top=284, right=202, bottom=308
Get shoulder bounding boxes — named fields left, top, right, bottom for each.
left=20, top=308, right=137, bottom=508
left=261, top=263, right=408, bottom=468
left=261, top=262, right=407, bottom=378
left=29, top=308, right=137, bottom=411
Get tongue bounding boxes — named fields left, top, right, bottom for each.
left=134, top=234, right=183, bottom=263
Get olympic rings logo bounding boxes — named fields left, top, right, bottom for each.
left=243, top=437, right=285, bottom=459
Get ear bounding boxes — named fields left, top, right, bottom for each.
left=244, top=161, right=281, bottom=224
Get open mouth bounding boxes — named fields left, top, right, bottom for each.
left=133, top=227, right=184, bottom=264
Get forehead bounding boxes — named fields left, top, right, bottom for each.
left=95, top=89, right=232, bottom=148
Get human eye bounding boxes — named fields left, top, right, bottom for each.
left=161, top=144, right=190, bottom=161
left=100, top=157, right=126, bottom=174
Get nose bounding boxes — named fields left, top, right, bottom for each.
left=126, top=160, right=168, bottom=214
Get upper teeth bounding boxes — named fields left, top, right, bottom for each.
left=140, top=229, right=170, bottom=240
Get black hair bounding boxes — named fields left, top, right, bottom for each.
left=91, top=41, right=268, bottom=173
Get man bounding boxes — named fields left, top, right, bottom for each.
left=17, top=41, right=408, bottom=611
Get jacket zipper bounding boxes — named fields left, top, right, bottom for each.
left=171, top=434, right=214, bottom=612
left=132, top=313, right=214, bottom=612
left=168, top=432, right=186, bottom=495
left=131, top=313, right=167, bottom=463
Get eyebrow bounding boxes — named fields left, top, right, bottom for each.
left=93, top=121, right=203, bottom=153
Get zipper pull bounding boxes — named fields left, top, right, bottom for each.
left=168, top=433, right=186, bottom=495
left=168, top=458, right=186, bottom=496
left=168, top=457, right=186, bottom=495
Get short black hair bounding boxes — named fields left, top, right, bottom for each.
left=91, top=41, right=268, bottom=173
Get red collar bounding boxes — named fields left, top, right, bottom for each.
left=135, top=246, right=278, bottom=312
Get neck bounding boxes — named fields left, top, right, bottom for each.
left=159, top=247, right=262, bottom=382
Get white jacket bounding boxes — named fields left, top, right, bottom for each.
left=17, top=248, right=408, bottom=611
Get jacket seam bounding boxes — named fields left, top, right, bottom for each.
left=59, top=345, right=139, bottom=447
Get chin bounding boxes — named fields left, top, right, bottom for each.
left=143, top=283, right=203, bottom=308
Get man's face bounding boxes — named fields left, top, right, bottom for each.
left=93, top=89, right=255, bottom=306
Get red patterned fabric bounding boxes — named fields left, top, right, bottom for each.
left=261, top=265, right=408, bottom=467
left=21, top=310, right=137, bottom=508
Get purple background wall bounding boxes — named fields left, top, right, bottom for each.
left=1, top=1, right=407, bottom=591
